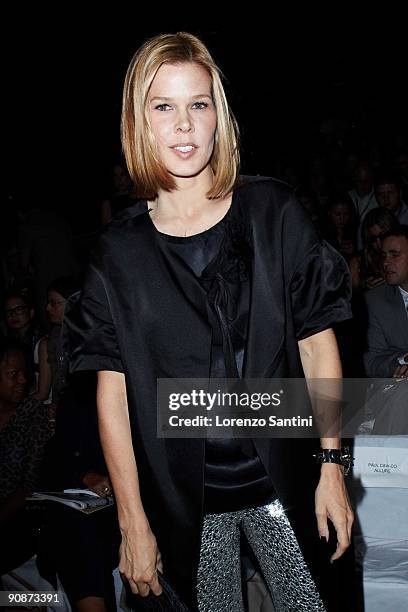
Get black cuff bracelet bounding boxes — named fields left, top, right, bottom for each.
left=313, top=447, right=354, bottom=476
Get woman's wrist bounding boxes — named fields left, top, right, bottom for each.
left=314, top=446, right=353, bottom=475
left=319, top=462, right=345, bottom=481
left=118, top=505, right=150, bottom=533
left=120, top=518, right=151, bottom=536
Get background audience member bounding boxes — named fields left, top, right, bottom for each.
left=322, top=193, right=358, bottom=257
left=0, top=339, right=52, bottom=575
left=2, top=291, right=45, bottom=393
left=364, top=226, right=408, bottom=378
left=360, top=208, right=399, bottom=290
left=375, top=172, right=408, bottom=225
left=348, top=160, right=378, bottom=222
left=46, top=276, right=79, bottom=407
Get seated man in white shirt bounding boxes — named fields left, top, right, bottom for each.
left=349, top=160, right=379, bottom=219
left=364, top=225, right=408, bottom=378
left=349, top=160, right=379, bottom=250
left=375, top=172, right=408, bottom=225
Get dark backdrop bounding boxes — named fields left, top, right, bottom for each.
left=5, top=13, right=407, bottom=231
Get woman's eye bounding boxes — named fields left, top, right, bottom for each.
left=155, top=104, right=172, bottom=111
left=192, top=102, right=209, bottom=110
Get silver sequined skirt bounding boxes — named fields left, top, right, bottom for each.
left=197, top=499, right=326, bottom=612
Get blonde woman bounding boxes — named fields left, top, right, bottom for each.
left=66, top=32, right=354, bottom=611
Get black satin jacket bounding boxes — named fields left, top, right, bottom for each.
left=65, top=177, right=352, bottom=609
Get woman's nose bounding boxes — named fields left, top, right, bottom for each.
left=17, top=370, right=27, bottom=385
left=175, top=110, right=193, bottom=132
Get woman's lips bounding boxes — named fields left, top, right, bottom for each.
left=170, top=144, right=197, bottom=159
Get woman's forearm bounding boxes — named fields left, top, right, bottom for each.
left=32, top=338, right=52, bottom=401
left=97, top=371, right=149, bottom=531
left=299, top=330, right=353, bottom=558
left=298, top=328, right=342, bottom=449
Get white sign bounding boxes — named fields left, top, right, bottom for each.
left=353, top=437, right=408, bottom=488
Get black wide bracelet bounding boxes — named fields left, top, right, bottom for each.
left=313, top=447, right=354, bottom=476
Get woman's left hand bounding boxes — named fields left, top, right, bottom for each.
left=315, top=464, right=354, bottom=562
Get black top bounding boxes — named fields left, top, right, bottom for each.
left=65, top=177, right=353, bottom=608
left=155, top=215, right=274, bottom=512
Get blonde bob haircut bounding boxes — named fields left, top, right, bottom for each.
left=121, top=32, right=240, bottom=200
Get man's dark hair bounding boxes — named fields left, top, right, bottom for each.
left=382, top=224, right=408, bottom=241
left=47, top=276, right=79, bottom=300
left=374, top=171, right=401, bottom=191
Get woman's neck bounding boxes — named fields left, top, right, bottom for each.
left=14, top=324, right=30, bottom=339
left=152, top=168, right=214, bottom=220
left=148, top=173, right=232, bottom=237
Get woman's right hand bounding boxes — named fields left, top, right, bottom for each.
left=119, top=523, right=163, bottom=597
left=365, top=275, right=384, bottom=289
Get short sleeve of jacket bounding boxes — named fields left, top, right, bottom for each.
left=283, top=195, right=352, bottom=341
left=63, top=262, right=124, bottom=373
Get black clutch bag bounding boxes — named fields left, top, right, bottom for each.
left=122, top=572, right=191, bottom=611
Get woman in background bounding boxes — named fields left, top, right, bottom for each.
left=0, top=339, right=51, bottom=575
left=2, top=291, right=48, bottom=398
left=321, top=194, right=358, bottom=258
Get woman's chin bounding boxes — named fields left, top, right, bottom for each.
left=168, top=162, right=213, bottom=181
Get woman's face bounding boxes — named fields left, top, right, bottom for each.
left=367, top=223, right=387, bottom=253
left=147, top=62, right=217, bottom=182
left=46, top=290, right=66, bottom=325
left=328, top=203, right=350, bottom=229
left=0, top=351, right=27, bottom=406
left=4, top=297, right=33, bottom=332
